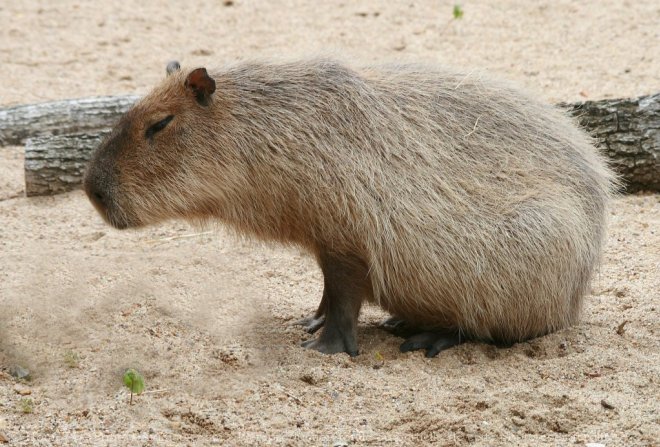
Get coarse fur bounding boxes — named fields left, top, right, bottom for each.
left=84, top=58, right=616, bottom=350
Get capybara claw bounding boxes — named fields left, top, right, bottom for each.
left=400, top=332, right=463, bottom=358
left=378, top=316, right=417, bottom=338
left=293, top=315, right=326, bottom=334
left=302, top=337, right=358, bottom=357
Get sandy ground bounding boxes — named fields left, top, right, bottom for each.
left=0, top=1, right=659, bottom=446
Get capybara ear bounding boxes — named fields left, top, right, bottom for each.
left=185, top=68, right=216, bottom=106
left=166, top=60, right=181, bottom=76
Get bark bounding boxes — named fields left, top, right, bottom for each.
left=12, top=93, right=660, bottom=196
left=563, top=93, right=659, bottom=192
left=0, top=95, right=138, bottom=146
left=24, top=132, right=109, bottom=197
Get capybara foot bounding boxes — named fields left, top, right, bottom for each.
left=379, top=316, right=418, bottom=338
left=294, top=314, right=325, bottom=334
left=400, top=331, right=463, bottom=358
left=302, top=333, right=358, bottom=357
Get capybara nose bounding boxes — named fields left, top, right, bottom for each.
left=91, top=188, right=106, bottom=209
left=84, top=173, right=108, bottom=213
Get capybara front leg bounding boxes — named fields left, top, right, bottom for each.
left=301, top=252, right=368, bottom=356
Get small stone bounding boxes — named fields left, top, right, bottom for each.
left=83, top=231, right=106, bottom=242
left=9, top=365, right=30, bottom=380
left=511, top=416, right=525, bottom=426
left=333, top=442, right=349, bottom=447
left=616, top=320, right=628, bottom=335
left=600, top=399, right=615, bottom=410
left=392, top=40, right=406, bottom=51
left=0, top=432, right=9, bottom=443
left=191, top=48, right=213, bottom=56
left=585, top=443, right=605, bottom=447
left=14, top=384, right=32, bottom=395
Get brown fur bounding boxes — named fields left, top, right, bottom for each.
left=84, top=58, right=616, bottom=347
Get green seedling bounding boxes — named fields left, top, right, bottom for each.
left=64, top=350, right=80, bottom=368
left=440, top=3, right=465, bottom=35
left=453, top=4, right=464, bottom=20
left=19, top=398, right=34, bottom=414
left=373, top=351, right=385, bottom=369
left=123, top=368, right=145, bottom=405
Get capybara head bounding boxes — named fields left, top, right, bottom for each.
left=84, top=63, right=223, bottom=229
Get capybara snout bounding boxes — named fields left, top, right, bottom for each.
left=83, top=158, right=129, bottom=229
left=83, top=120, right=132, bottom=229
left=83, top=167, right=109, bottom=217
left=83, top=141, right=116, bottom=226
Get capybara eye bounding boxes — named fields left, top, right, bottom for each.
left=145, top=115, right=174, bottom=140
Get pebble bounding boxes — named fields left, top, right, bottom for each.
left=14, top=384, right=32, bottom=395
left=392, top=40, right=406, bottom=51
left=8, top=365, right=30, bottom=380
left=601, top=399, right=615, bottom=410
left=511, top=416, right=525, bottom=426
left=586, top=444, right=605, bottom=447
left=0, top=432, right=9, bottom=444
left=333, top=441, right=349, bottom=447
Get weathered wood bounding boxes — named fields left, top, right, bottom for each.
left=0, top=95, right=138, bottom=146
left=17, top=93, right=660, bottom=196
left=563, top=93, right=659, bottom=192
left=24, top=132, right=109, bottom=197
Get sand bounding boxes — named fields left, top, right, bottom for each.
left=0, top=1, right=659, bottom=446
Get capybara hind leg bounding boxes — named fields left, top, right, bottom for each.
left=301, top=252, right=368, bottom=356
left=400, top=332, right=463, bottom=358
left=293, top=290, right=326, bottom=334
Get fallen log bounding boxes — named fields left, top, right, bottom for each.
left=24, top=132, right=109, bottom=197
left=13, top=93, right=660, bottom=196
left=563, top=93, right=659, bottom=193
left=0, top=95, right=138, bottom=146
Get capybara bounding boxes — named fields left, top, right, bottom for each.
left=84, top=59, right=616, bottom=357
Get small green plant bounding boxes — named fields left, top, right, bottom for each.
left=63, top=350, right=80, bottom=368
left=373, top=350, right=385, bottom=369
left=440, top=4, right=465, bottom=35
left=19, top=398, right=34, bottom=414
left=453, top=4, right=464, bottom=20
left=123, top=368, right=145, bottom=405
